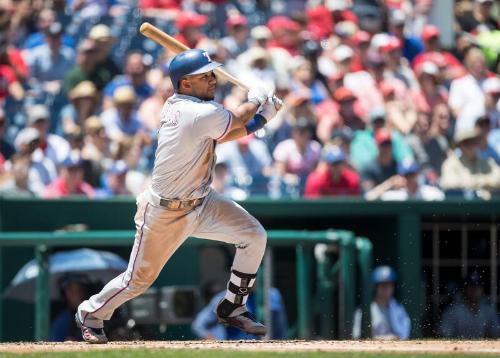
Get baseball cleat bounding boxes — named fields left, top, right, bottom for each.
left=75, top=314, right=108, bottom=344
left=217, top=311, right=267, bottom=336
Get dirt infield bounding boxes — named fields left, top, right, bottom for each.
left=0, top=340, right=499, bottom=354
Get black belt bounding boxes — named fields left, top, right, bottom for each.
left=159, top=197, right=205, bottom=210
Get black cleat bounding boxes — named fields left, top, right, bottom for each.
left=75, top=314, right=108, bottom=344
left=217, top=310, right=267, bottom=336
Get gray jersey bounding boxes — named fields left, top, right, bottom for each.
left=150, top=93, right=232, bottom=199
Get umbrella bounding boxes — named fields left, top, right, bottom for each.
left=3, top=248, right=128, bottom=303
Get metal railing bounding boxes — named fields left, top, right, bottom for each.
left=0, top=230, right=372, bottom=341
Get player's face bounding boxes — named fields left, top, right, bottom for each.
left=182, top=71, right=217, bottom=100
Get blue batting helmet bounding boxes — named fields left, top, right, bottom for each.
left=169, top=49, right=222, bottom=91
left=372, top=265, right=397, bottom=284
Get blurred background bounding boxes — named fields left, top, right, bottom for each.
left=0, top=0, right=499, bottom=343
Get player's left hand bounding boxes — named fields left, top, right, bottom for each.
left=259, top=91, right=280, bottom=121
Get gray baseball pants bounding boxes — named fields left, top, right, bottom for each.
left=77, top=189, right=267, bottom=328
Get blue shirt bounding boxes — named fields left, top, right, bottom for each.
left=101, top=108, right=143, bottom=139
left=402, top=36, right=424, bottom=63
left=23, top=33, right=76, bottom=50
left=27, top=44, right=75, bottom=82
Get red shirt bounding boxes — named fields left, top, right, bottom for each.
left=42, top=177, right=95, bottom=199
left=139, top=0, right=181, bottom=10
left=412, top=51, right=462, bottom=70
left=304, top=166, right=360, bottom=198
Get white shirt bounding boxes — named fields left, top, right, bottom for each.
left=150, top=94, right=232, bottom=200
left=448, top=74, right=486, bottom=131
left=381, top=185, right=445, bottom=201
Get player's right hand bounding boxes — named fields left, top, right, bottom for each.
left=247, top=86, right=268, bottom=107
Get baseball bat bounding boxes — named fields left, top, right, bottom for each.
left=139, top=22, right=249, bottom=91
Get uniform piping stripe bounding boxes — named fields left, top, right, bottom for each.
left=215, top=112, right=232, bottom=141
left=83, top=202, right=150, bottom=325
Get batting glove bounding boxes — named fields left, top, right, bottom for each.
left=259, top=91, right=280, bottom=121
left=247, top=86, right=268, bottom=107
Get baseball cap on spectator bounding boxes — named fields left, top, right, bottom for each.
left=14, top=127, right=40, bottom=151
left=333, top=87, right=356, bottom=102
left=176, top=12, right=207, bottom=31
left=251, top=25, right=271, bottom=40
left=307, top=6, right=334, bottom=40
left=89, top=24, right=113, bottom=42
left=333, top=45, right=354, bottom=62
left=46, top=22, right=63, bottom=37
left=352, top=31, right=371, bottom=46
left=69, top=81, right=97, bottom=100
left=372, top=265, right=397, bottom=284
left=389, top=9, right=406, bottom=26
left=381, top=37, right=402, bottom=53
left=225, top=15, right=247, bottom=28
left=483, top=77, right=500, bottom=95
left=397, top=160, right=419, bottom=176
left=322, top=145, right=346, bottom=164
left=421, top=25, right=440, bottom=42
left=267, top=16, right=301, bottom=33
left=28, top=104, right=50, bottom=125
left=416, top=61, right=439, bottom=77
left=108, top=160, right=128, bottom=176
left=113, top=86, right=136, bottom=104
left=334, top=21, right=357, bottom=38
left=375, top=128, right=392, bottom=145
left=454, top=127, right=479, bottom=144
left=62, top=152, right=84, bottom=169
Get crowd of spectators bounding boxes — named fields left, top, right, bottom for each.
left=0, top=0, right=499, bottom=200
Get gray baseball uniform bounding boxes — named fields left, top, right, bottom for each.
left=77, top=93, right=267, bottom=328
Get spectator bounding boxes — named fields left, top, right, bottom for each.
left=221, top=15, right=250, bottom=59
left=412, top=25, right=464, bottom=80
left=87, top=24, right=120, bottom=84
left=370, top=160, right=444, bottom=201
left=174, top=12, right=208, bottom=49
left=139, top=74, right=174, bottom=132
left=440, top=127, right=500, bottom=197
left=304, top=145, right=360, bottom=198
left=42, top=152, right=95, bottom=198
left=216, top=135, right=273, bottom=195
left=0, top=39, right=24, bottom=101
left=483, top=77, right=500, bottom=128
left=95, top=160, right=130, bottom=198
left=0, top=108, right=14, bottom=160
left=13, top=127, right=57, bottom=195
left=289, top=56, right=328, bottom=106
left=475, top=115, right=500, bottom=165
left=211, top=161, right=248, bottom=201
left=63, top=39, right=100, bottom=93
left=81, top=116, right=110, bottom=187
left=388, top=9, right=424, bottom=63
left=27, top=104, right=70, bottom=166
left=267, top=16, right=302, bottom=56
left=22, top=8, right=75, bottom=50
left=456, top=0, right=499, bottom=33
left=59, top=81, right=100, bottom=136
left=101, top=86, right=144, bottom=142
left=0, top=154, right=33, bottom=197
left=406, top=107, right=450, bottom=178
left=411, top=61, right=448, bottom=115
left=102, top=51, right=153, bottom=109
left=26, top=22, right=75, bottom=97
left=448, top=47, right=490, bottom=131
left=440, top=271, right=500, bottom=339
left=273, top=118, right=322, bottom=193
left=353, top=265, right=411, bottom=340
left=360, top=128, right=400, bottom=193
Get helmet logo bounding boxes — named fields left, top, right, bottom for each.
left=202, top=51, right=212, bottom=62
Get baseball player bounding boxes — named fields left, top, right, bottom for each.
left=75, top=49, right=280, bottom=343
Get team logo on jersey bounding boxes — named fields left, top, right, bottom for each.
left=202, top=51, right=212, bottom=63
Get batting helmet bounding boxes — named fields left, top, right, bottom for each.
left=169, top=49, right=222, bottom=91
left=372, top=265, right=397, bottom=284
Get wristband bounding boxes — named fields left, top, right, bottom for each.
left=244, top=114, right=267, bottom=134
